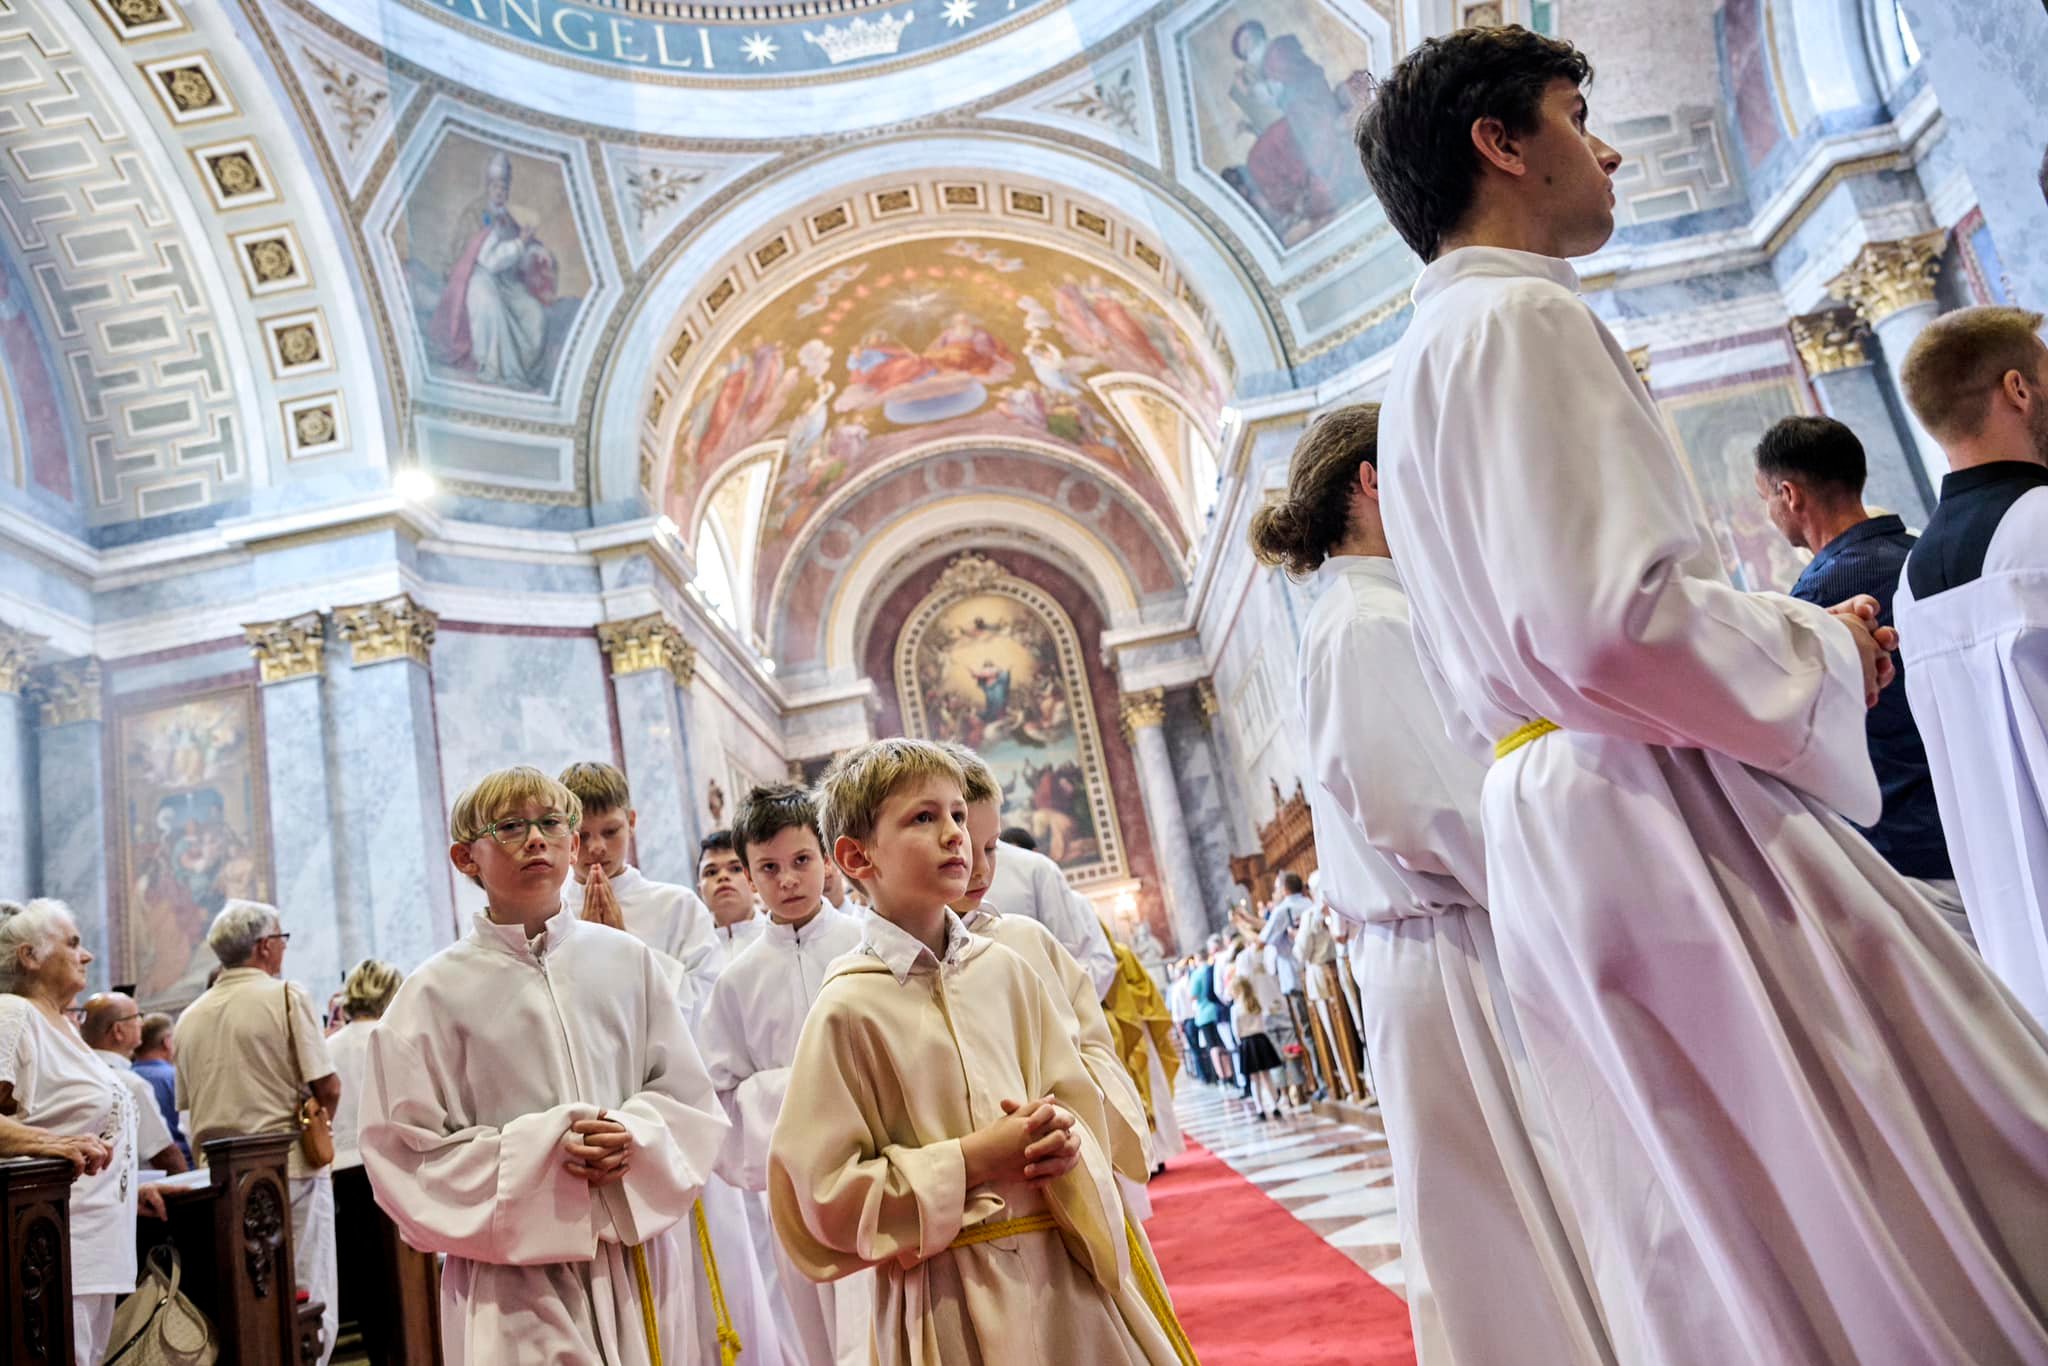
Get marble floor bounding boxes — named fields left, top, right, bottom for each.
left=1168, top=1078, right=1408, bottom=1298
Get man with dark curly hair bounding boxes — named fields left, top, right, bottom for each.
left=1356, top=24, right=2048, bottom=1365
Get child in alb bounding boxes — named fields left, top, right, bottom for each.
left=697, top=783, right=873, bottom=1366
left=768, top=739, right=1189, bottom=1365
left=359, top=766, right=731, bottom=1365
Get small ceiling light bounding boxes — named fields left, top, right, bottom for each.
left=656, top=514, right=680, bottom=537
left=393, top=468, right=438, bottom=502
left=760, top=658, right=777, bottom=676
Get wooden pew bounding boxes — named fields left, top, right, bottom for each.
left=139, top=1132, right=325, bottom=1365
left=0, top=1156, right=74, bottom=1366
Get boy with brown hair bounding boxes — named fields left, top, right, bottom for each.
left=699, top=783, right=870, bottom=1365
left=768, top=738, right=1188, bottom=1365
left=359, top=765, right=730, bottom=1365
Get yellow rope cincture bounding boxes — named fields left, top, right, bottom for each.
left=692, top=1198, right=743, bottom=1366
left=946, top=1212, right=1059, bottom=1249
left=630, top=1242, right=663, bottom=1366
left=1494, top=716, right=1560, bottom=761
left=1126, top=1216, right=1200, bottom=1366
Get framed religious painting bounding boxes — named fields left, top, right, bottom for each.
left=112, top=679, right=274, bottom=1008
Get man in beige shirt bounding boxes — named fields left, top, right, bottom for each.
left=177, top=900, right=340, bottom=1366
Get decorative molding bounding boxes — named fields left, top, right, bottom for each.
left=1626, top=346, right=1653, bottom=385
left=243, top=612, right=326, bottom=683
left=262, top=309, right=333, bottom=379
left=141, top=54, right=236, bottom=125
left=598, top=612, right=698, bottom=688
left=281, top=393, right=347, bottom=458
left=1194, top=677, right=1220, bottom=728
left=1118, top=685, right=1166, bottom=742
left=1830, top=230, right=1948, bottom=324
left=1789, top=310, right=1873, bottom=376
left=0, top=623, right=46, bottom=696
left=91, top=0, right=187, bottom=41
left=228, top=225, right=311, bottom=297
left=27, top=658, right=103, bottom=727
left=192, top=138, right=279, bottom=211
left=333, top=594, right=437, bottom=667
left=932, top=551, right=1007, bottom=598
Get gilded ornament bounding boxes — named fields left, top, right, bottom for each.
left=1789, top=310, right=1873, bottom=377
left=112, top=0, right=167, bottom=27
left=275, top=323, right=322, bottom=368
left=333, top=594, right=436, bottom=667
left=1830, top=230, right=1948, bottom=324
left=247, top=238, right=296, bottom=284
left=1118, top=686, right=1166, bottom=742
left=598, top=613, right=696, bottom=688
left=164, top=67, right=217, bottom=112
left=934, top=552, right=1007, bottom=597
left=208, top=151, right=263, bottom=198
left=28, top=658, right=102, bottom=727
left=0, top=622, right=45, bottom=695
left=293, top=406, right=337, bottom=448
left=244, top=612, right=325, bottom=684
left=1195, top=678, right=1221, bottom=727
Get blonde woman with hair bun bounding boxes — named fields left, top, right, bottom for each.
left=327, top=957, right=405, bottom=1361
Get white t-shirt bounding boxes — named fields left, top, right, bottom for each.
left=325, top=1017, right=379, bottom=1171
left=1, top=997, right=139, bottom=1295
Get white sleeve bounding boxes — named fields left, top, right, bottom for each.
left=127, top=1073, right=174, bottom=1160
left=697, top=968, right=783, bottom=1191
left=1439, top=291, right=1877, bottom=821
left=1035, top=858, right=1118, bottom=998
left=670, top=889, right=725, bottom=1023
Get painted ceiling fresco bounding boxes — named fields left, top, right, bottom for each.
left=668, top=232, right=1230, bottom=564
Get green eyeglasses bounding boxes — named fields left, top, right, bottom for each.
left=483, top=814, right=574, bottom=846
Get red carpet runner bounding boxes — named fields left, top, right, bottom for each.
left=1146, top=1137, right=1417, bottom=1365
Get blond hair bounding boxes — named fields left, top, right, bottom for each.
left=559, top=760, right=631, bottom=816
left=450, top=765, right=582, bottom=845
left=818, top=738, right=967, bottom=851
left=342, top=958, right=404, bottom=1019
left=937, top=741, right=1001, bottom=806
left=1901, top=306, right=2048, bottom=440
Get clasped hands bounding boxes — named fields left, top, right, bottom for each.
left=1827, top=594, right=1899, bottom=709
left=961, top=1094, right=1083, bottom=1188
left=563, top=1110, right=632, bottom=1187
left=579, top=862, right=626, bottom=932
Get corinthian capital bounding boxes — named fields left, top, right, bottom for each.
left=597, top=613, right=696, bottom=689
left=1831, top=231, right=1947, bottom=324
left=333, top=594, right=437, bottom=667
left=244, top=612, right=326, bottom=683
left=1789, top=309, right=1874, bottom=377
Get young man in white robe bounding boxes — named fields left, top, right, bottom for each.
left=1894, top=306, right=2048, bottom=1027
left=984, top=824, right=1119, bottom=998
left=561, top=762, right=786, bottom=1366
left=1250, top=403, right=1611, bottom=1365
left=359, top=766, right=731, bottom=1366
left=940, top=743, right=1155, bottom=1217
left=1356, top=27, right=2048, bottom=1363
left=698, top=783, right=872, bottom=1366
left=769, top=739, right=1191, bottom=1366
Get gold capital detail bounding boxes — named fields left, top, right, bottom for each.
left=1789, top=310, right=1873, bottom=376
left=1831, top=231, right=1947, bottom=324
left=935, top=552, right=1008, bottom=597
left=244, top=612, right=326, bottom=683
left=598, top=613, right=696, bottom=689
left=0, top=622, right=46, bottom=695
left=333, top=594, right=436, bottom=668
left=1118, top=687, right=1166, bottom=744
left=1194, top=678, right=1221, bottom=728
left=28, top=658, right=102, bottom=727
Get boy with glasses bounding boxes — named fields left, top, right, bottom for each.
left=359, top=765, right=730, bottom=1365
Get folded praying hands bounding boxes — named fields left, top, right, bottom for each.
left=563, top=1111, right=632, bottom=1186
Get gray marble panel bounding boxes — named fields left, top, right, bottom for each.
left=415, top=551, right=603, bottom=596
left=1163, top=696, right=1246, bottom=924
left=36, top=718, right=108, bottom=987
left=611, top=669, right=697, bottom=885
left=92, top=529, right=406, bottom=623
left=107, top=645, right=251, bottom=696
left=1811, top=364, right=1934, bottom=522
left=0, top=693, right=33, bottom=898
left=0, top=546, right=92, bottom=623
left=261, top=675, right=347, bottom=994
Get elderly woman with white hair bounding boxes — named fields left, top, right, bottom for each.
left=0, top=898, right=168, bottom=1364
left=177, top=899, right=341, bottom=1366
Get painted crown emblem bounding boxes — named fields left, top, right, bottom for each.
left=802, top=10, right=915, bottom=65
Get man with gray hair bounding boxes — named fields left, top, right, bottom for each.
left=176, top=900, right=340, bottom=1366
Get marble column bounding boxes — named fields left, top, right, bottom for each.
left=245, top=611, right=350, bottom=992
left=28, top=658, right=109, bottom=989
left=0, top=623, right=42, bottom=900
left=1831, top=231, right=1950, bottom=492
left=597, top=612, right=700, bottom=887
left=329, top=594, right=455, bottom=970
left=1896, top=0, right=2048, bottom=311
left=1789, top=308, right=1935, bottom=521
left=1120, top=687, right=1209, bottom=954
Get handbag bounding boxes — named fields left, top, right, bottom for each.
left=105, top=1244, right=218, bottom=1365
left=283, top=983, right=335, bottom=1169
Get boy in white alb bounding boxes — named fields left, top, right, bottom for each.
left=359, top=766, right=731, bottom=1365
left=769, top=740, right=1192, bottom=1366
left=698, top=784, right=871, bottom=1366
left=698, top=831, right=766, bottom=969
left=561, top=762, right=786, bottom=1366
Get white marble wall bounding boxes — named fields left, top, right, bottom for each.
left=0, top=693, right=31, bottom=902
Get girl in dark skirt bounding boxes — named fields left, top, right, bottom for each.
left=1230, top=973, right=1287, bottom=1119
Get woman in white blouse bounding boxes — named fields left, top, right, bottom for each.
left=326, top=958, right=403, bottom=1358
left=0, top=898, right=166, bottom=1364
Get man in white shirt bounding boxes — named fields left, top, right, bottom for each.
left=698, top=783, right=871, bottom=1366
left=561, top=762, right=785, bottom=1366
left=1894, top=306, right=2048, bottom=1026
left=1357, top=27, right=2048, bottom=1362
left=81, top=991, right=187, bottom=1174
left=984, top=831, right=1118, bottom=998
